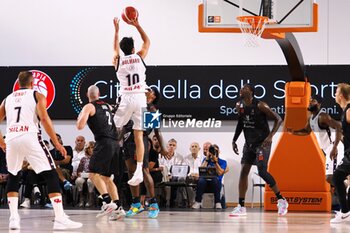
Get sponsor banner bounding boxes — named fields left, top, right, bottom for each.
left=270, top=196, right=323, bottom=206
left=0, top=65, right=346, bottom=120
left=265, top=191, right=331, bottom=211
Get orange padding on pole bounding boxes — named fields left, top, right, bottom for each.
left=264, top=82, right=331, bottom=211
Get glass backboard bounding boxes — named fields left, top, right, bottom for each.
left=199, top=0, right=318, bottom=33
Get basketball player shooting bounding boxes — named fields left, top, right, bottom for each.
left=112, top=16, right=150, bottom=186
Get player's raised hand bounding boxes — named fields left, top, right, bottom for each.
left=129, top=18, right=140, bottom=27
left=113, top=17, right=120, bottom=32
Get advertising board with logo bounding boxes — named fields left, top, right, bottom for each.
left=0, top=65, right=346, bottom=122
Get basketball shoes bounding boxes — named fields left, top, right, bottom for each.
left=229, top=204, right=247, bottom=217
left=96, top=202, right=118, bottom=218
left=20, top=198, right=31, bottom=208
left=148, top=203, right=160, bottom=219
left=330, top=211, right=350, bottom=223
left=126, top=202, right=144, bottom=217
left=277, top=198, right=289, bottom=216
left=109, top=206, right=126, bottom=221
left=192, top=202, right=201, bottom=209
left=9, top=216, right=20, bottom=230
left=63, top=180, right=73, bottom=190
left=53, top=216, right=82, bottom=230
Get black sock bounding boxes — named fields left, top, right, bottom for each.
left=239, top=198, right=245, bottom=207
left=113, top=199, right=121, bottom=207
left=276, top=192, right=283, bottom=200
left=102, top=193, right=111, bottom=203
left=132, top=197, right=140, bottom=204
left=149, top=198, right=157, bottom=204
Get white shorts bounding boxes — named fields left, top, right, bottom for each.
left=114, top=93, right=147, bottom=130
left=325, top=144, right=344, bottom=175
left=6, top=133, right=56, bottom=175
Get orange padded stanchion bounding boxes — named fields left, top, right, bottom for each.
left=264, top=81, right=331, bottom=211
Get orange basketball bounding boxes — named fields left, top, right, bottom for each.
left=121, top=6, right=139, bottom=24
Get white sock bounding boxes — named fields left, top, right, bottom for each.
left=135, top=162, right=143, bottom=174
left=50, top=196, right=65, bottom=219
left=8, top=197, right=19, bottom=218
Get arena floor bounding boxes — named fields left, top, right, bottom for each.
left=0, top=208, right=347, bottom=233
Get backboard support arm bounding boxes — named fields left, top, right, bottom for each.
left=276, top=33, right=306, bottom=82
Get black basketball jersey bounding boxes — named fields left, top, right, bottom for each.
left=87, top=100, right=118, bottom=141
left=238, top=98, right=270, bottom=144
left=342, top=103, right=350, bottom=155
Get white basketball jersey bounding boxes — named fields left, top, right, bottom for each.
left=309, top=110, right=333, bottom=151
left=116, top=54, right=147, bottom=94
left=5, top=89, right=40, bottom=142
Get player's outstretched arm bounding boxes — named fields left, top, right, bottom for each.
left=320, top=113, right=343, bottom=160
left=290, top=120, right=311, bottom=136
left=232, top=102, right=243, bottom=155
left=76, top=103, right=94, bottom=130
left=259, top=101, right=282, bottom=147
left=130, top=18, right=150, bottom=59
left=154, top=129, right=167, bottom=156
left=35, top=92, right=67, bottom=157
left=320, top=113, right=342, bottom=145
left=112, top=17, right=120, bottom=68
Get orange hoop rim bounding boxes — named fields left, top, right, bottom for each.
left=236, top=16, right=269, bottom=29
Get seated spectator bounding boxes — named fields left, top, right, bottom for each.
left=149, top=136, right=163, bottom=184
left=159, top=138, right=185, bottom=207
left=50, top=134, right=73, bottom=190
left=159, top=138, right=184, bottom=180
left=20, top=161, right=42, bottom=208
left=75, top=141, right=95, bottom=207
left=20, top=144, right=53, bottom=209
left=184, top=142, right=203, bottom=181
left=71, top=136, right=86, bottom=181
left=184, top=142, right=202, bottom=205
left=192, top=144, right=227, bottom=209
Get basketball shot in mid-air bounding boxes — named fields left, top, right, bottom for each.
left=112, top=6, right=151, bottom=186
left=121, top=6, right=139, bottom=25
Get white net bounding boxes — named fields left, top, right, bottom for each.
left=237, top=16, right=268, bottom=47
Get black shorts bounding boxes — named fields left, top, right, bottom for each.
left=89, top=138, right=119, bottom=177
left=122, top=135, right=149, bottom=168
left=335, top=153, right=350, bottom=174
left=241, top=143, right=271, bottom=166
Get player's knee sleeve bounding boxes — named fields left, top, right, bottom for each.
left=6, top=173, right=20, bottom=193
left=40, top=170, right=61, bottom=194
left=257, top=164, right=276, bottom=187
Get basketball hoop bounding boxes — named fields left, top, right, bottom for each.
left=236, top=16, right=269, bottom=47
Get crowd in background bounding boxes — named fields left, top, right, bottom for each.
left=0, top=134, right=228, bottom=210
